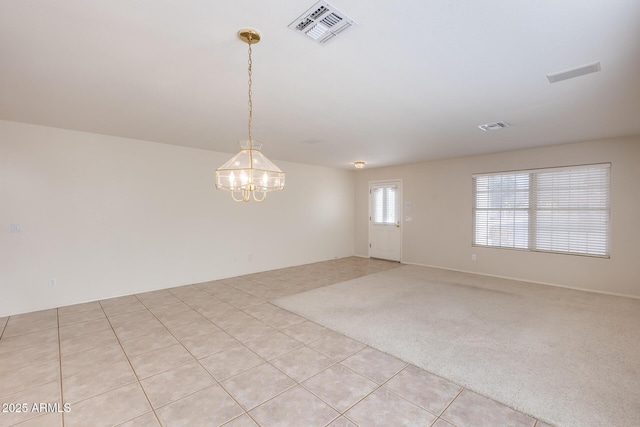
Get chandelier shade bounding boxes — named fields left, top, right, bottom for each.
left=215, top=28, right=285, bottom=202
left=215, top=140, right=285, bottom=202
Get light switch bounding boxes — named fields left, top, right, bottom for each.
left=405, top=216, right=412, bottom=222
left=9, top=224, right=22, bottom=233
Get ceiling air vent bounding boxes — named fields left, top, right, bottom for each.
left=478, top=122, right=510, bottom=131
left=288, top=1, right=357, bottom=45
left=547, top=61, right=601, bottom=83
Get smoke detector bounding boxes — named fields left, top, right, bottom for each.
left=288, top=1, right=357, bottom=45
left=478, top=122, right=510, bottom=131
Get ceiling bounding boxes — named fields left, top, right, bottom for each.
left=2, top=1, right=640, bottom=169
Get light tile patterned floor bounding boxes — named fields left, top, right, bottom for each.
left=0, top=257, right=552, bottom=426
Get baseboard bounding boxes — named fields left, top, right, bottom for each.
left=402, top=261, right=640, bottom=300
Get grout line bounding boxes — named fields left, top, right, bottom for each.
left=57, top=308, right=65, bottom=427
left=439, top=388, right=464, bottom=424
left=0, top=316, right=8, bottom=340
left=103, top=296, right=160, bottom=425
left=377, top=363, right=457, bottom=419
left=147, top=283, right=266, bottom=425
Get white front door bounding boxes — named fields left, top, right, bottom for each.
left=369, top=180, right=402, bottom=262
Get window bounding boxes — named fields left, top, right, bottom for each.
left=371, top=184, right=397, bottom=225
left=473, top=163, right=610, bottom=257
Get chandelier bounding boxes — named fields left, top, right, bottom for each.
left=215, top=29, right=285, bottom=202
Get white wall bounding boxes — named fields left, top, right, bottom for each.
left=0, top=120, right=355, bottom=316
left=355, top=136, right=640, bottom=298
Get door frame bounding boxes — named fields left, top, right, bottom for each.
left=368, top=179, right=403, bottom=262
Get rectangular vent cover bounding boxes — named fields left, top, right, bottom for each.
left=288, top=1, right=357, bottom=45
left=547, top=62, right=601, bottom=83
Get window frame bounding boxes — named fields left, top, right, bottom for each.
left=472, top=163, right=611, bottom=258
left=371, top=184, right=398, bottom=226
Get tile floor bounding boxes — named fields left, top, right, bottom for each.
left=0, top=257, right=552, bottom=427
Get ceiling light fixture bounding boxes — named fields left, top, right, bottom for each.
left=215, top=29, right=285, bottom=202
left=353, top=161, right=365, bottom=169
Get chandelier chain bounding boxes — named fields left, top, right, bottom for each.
left=247, top=35, right=253, bottom=143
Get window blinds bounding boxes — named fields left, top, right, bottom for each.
left=473, top=163, right=610, bottom=257
left=533, top=164, right=610, bottom=256
left=473, top=172, right=530, bottom=249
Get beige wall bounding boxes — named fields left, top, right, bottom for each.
left=0, top=120, right=355, bottom=316
left=3, top=119, right=638, bottom=316
left=355, top=136, right=640, bottom=297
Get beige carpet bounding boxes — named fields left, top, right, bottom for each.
left=273, top=265, right=640, bottom=427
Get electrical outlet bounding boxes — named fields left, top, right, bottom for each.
left=471, top=254, right=477, bottom=261
left=48, top=278, right=57, bottom=287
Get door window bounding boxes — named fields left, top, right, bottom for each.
left=372, top=185, right=397, bottom=225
